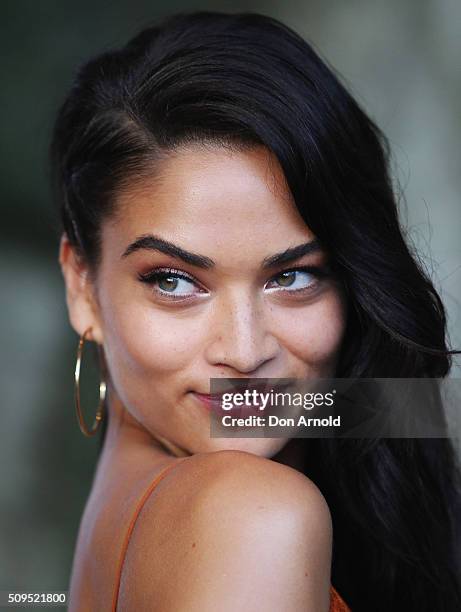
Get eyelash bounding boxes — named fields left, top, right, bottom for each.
left=137, top=265, right=329, bottom=302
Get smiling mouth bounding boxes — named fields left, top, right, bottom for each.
left=192, top=392, right=265, bottom=417
left=191, top=381, right=293, bottom=416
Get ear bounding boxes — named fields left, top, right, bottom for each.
left=58, top=233, right=104, bottom=345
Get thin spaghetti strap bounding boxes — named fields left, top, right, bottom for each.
left=111, top=458, right=189, bottom=612
left=330, top=585, right=351, bottom=612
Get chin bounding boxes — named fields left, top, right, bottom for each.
left=200, top=437, right=289, bottom=458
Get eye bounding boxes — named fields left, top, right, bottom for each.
left=265, top=266, right=325, bottom=294
left=138, top=264, right=329, bottom=302
left=137, top=268, right=205, bottom=301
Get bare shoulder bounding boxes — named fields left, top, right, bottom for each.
left=185, top=449, right=332, bottom=523
left=118, top=450, right=333, bottom=611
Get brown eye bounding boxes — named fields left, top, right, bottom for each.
left=276, top=271, right=296, bottom=287
left=266, top=268, right=320, bottom=293
left=137, top=267, right=207, bottom=302
left=158, top=275, right=180, bottom=292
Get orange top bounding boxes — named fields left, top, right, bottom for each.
left=111, top=459, right=351, bottom=611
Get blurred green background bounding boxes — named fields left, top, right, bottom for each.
left=1, top=0, right=460, bottom=599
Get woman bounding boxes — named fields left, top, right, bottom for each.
left=51, top=10, right=461, bottom=611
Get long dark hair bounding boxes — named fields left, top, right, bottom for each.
left=50, top=11, right=461, bottom=610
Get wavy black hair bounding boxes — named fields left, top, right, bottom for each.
left=50, top=10, right=461, bottom=610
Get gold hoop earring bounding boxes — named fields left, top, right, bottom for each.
left=74, top=326, right=106, bottom=437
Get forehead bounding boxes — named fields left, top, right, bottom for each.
left=104, top=145, right=316, bottom=262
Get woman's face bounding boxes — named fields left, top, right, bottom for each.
left=65, top=144, right=347, bottom=457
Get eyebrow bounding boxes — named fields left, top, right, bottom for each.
left=121, top=233, right=322, bottom=269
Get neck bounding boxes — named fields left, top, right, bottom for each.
left=149, top=431, right=192, bottom=458
left=104, top=385, right=192, bottom=459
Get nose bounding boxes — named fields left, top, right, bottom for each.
left=204, top=288, right=279, bottom=375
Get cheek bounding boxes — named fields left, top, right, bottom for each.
left=103, top=304, right=205, bottom=378
left=276, top=290, right=347, bottom=368
left=98, top=289, right=206, bottom=416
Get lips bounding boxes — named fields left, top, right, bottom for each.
left=193, top=392, right=264, bottom=417
left=192, top=381, right=293, bottom=417
left=197, top=383, right=270, bottom=400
